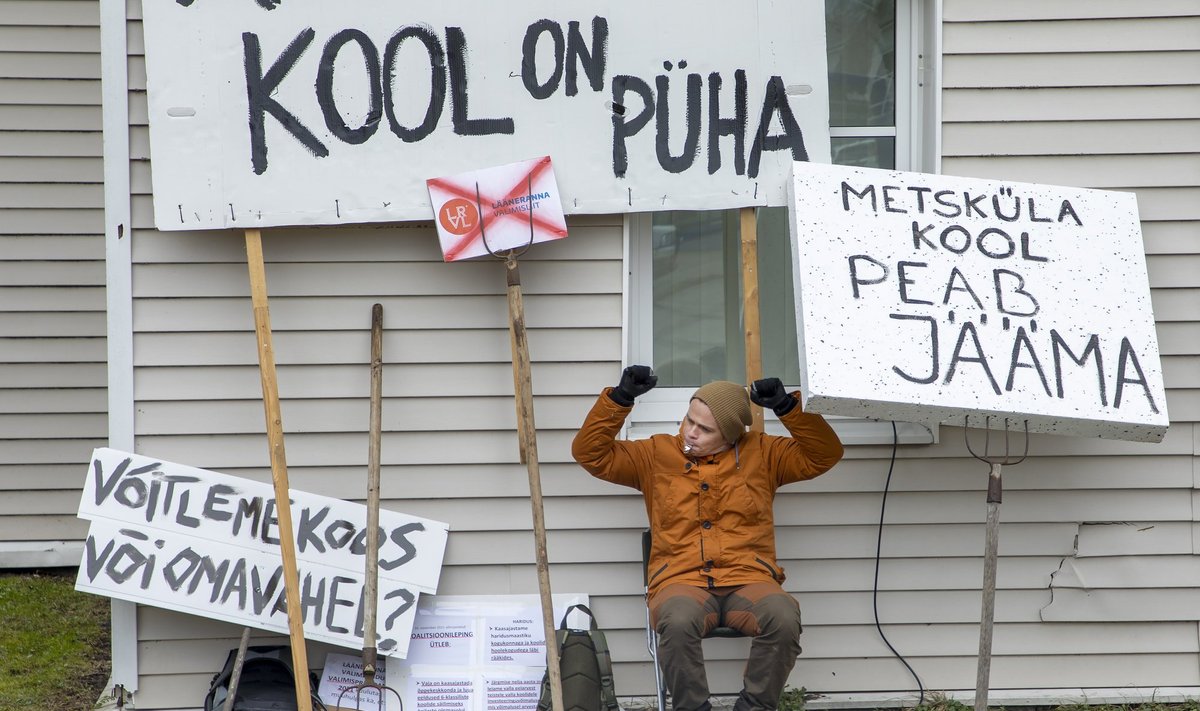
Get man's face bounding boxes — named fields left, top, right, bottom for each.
left=681, top=399, right=731, bottom=457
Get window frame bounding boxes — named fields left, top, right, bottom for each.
left=622, top=0, right=941, bottom=445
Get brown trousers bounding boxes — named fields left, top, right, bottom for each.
left=648, top=581, right=802, bottom=711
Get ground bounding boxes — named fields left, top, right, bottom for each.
left=0, top=569, right=111, bottom=711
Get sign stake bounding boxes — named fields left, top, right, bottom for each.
left=740, top=206, right=764, bottom=431
left=244, top=228, right=312, bottom=711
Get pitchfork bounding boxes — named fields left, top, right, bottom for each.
left=470, top=178, right=566, bottom=711
left=337, top=304, right=403, bottom=711
left=964, top=416, right=1029, bottom=711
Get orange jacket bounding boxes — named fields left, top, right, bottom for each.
left=572, top=388, right=844, bottom=595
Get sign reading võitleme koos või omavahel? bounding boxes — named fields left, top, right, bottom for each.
left=788, top=162, right=1168, bottom=442
left=75, top=448, right=449, bottom=657
left=139, top=0, right=829, bottom=230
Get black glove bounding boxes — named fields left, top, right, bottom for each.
left=608, top=365, right=657, bottom=406
left=750, top=377, right=796, bottom=416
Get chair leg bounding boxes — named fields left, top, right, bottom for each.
left=647, top=601, right=667, bottom=710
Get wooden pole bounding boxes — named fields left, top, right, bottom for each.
left=222, top=627, right=253, bottom=711
left=244, top=229, right=312, bottom=711
left=504, top=254, right=564, bottom=711
left=974, top=462, right=1003, bottom=711
left=362, top=303, right=384, bottom=684
left=740, top=206, right=764, bottom=431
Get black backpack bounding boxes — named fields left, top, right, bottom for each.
left=537, top=604, right=621, bottom=711
left=203, top=645, right=325, bottom=711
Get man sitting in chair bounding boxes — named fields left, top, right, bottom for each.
left=572, top=365, right=844, bottom=711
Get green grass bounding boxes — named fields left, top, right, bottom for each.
left=0, top=570, right=111, bottom=711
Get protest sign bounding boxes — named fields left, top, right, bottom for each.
left=318, top=652, right=392, bottom=711
left=138, top=0, right=829, bottom=230
left=79, top=518, right=421, bottom=656
left=344, top=594, right=588, bottom=711
left=78, top=448, right=447, bottom=592
left=427, top=156, right=567, bottom=262
left=76, top=448, right=450, bottom=656
left=788, top=161, right=1168, bottom=442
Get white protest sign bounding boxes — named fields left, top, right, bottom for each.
left=788, top=161, right=1169, bottom=442
left=78, top=519, right=420, bottom=656
left=409, top=676, right=475, bottom=711
left=318, top=652, right=392, bottom=711
left=484, top=613, right=546, bottom=666
left=482, top=671, right=545, bottom=711
left=405, top=618, right=476, bottom=667
left=139, top=0, right=829, bottom=230
left=75, top=448, right=450, bottom=656
left=78, top=448, right=447, bottom=593
left=428, top=156, right=567, bottom=262
left=343, top=594, right=588, bottom=711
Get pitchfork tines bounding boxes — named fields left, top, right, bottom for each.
left=964, top=416, right=1030, bottom=467
left=335, top=655, right=402, bottom=711
left=476, top=176, right=536, bottom=261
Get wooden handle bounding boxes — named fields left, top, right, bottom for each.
left=974, top=463, right=1003, bottom=711
left=244, top=229, right=312, bottom=711
left=740, top=207, right=764, bottom=432
left=222, top=628, right=252, bottom=711
left=505, top=256, right=564, bottom=711
left=362, top=303, right=384, bottom=679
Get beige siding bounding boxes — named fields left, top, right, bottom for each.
left=892, top=1, right=1200, bottom=698
left=0, top=0, right=106, bottom=567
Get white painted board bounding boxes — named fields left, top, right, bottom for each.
left=138, top=0, right=830, bottom=231
left=76, top=448, right=450, bottom=656
left=78, top=518, right=422, bottom=657
left=788, top=162, right=1168, bottom=443
left=77, top=448, right=448, bottom=592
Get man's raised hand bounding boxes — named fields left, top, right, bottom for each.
left=610, top=365, right=658, bottom=406
left=750, top=377, right=796, bottom=415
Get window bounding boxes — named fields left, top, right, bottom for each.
left=627, top=0, right=939, bottom=443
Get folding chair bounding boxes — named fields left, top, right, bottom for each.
left=643, top=530, right=744, bottom=710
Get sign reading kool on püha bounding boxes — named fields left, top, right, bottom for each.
left=76, top=448, right=450, bottom=657
left=788, top=162, right=1168, bottom=442
left=138, top=0, right=829, bottom=230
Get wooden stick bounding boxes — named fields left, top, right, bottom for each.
left=222, top=627, right=253, bottom=711
left=362, top=303, right=384, bottom=684
left=505, top=254, right=564, bottom=711
left=974, top=462, right=1003, bottom=711
left=740, top=206, right=764, bottom=431
left=244, top=229, right=312, bottom=711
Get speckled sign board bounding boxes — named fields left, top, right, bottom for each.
left=788, top=161, right=1168, bottom=442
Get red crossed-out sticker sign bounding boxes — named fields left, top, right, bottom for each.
left=427, top=156, right=568, bottom=262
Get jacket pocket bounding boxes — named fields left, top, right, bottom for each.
left=754, top=557, right=780, bottom=581
left=729, top=482, right=764, bottom=521
left=647, top=562, right=668, bottom=586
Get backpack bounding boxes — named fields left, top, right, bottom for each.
left=203, top=645, right=324, bottom=711
left=537, top=604, right=621, bottom=711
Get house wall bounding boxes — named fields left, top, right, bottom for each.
left=866, top=0, right=1200, bottom=702
left=7, top=0, right=1194, bottom=707
left=0, top=0, right=105, bottom=568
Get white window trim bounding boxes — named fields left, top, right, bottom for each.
left=621, top=0, right=941, bottom=447
left=100, top=0, right=139, bottom=697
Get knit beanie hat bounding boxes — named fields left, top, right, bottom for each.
left=691, top=381, right=752, bottom=445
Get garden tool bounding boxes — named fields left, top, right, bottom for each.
left=338, top=304, right=402, bottom=711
